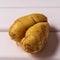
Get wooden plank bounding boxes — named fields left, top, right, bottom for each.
left=0, top=8, right=60, bottom=31
left=0, top=32, right=60, bottom=60
left=0, top=0, right=60, bottom=7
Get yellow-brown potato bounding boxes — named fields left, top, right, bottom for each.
left=9, top=13, right=49, bottom=54
left=9, top=14, right=47, bottom=42
left=21, top=22, right=49, bottom=54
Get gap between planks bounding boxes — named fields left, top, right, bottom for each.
left=0, top=29, right=60, bottom=32
left=0, top=7, right=60, bottom=8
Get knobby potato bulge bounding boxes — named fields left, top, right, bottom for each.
left=9, top=13, right=49, bottom=54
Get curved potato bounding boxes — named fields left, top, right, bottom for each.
left=9, top=14, right=47, bottom=42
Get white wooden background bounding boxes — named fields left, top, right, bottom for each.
left=0, top=0, right=60, bottom=60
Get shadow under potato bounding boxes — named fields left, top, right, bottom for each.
left=32, top=26, right=59, bottom=59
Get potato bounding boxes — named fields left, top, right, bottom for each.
left=21, top=22, right=49, bottom=54
left=9, top=14, right=47, bottom=42
left=9, top=13, right=49, bottom=54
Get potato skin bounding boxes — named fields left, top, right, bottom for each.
left=9, top=13, right=49, bottom=54
left=21, top=22, right=49, bottom=54
left=9, top=14, right=47, bottom=42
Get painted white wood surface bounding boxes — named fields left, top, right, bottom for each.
left=0, top=32, right=60, bottom=60
left=0, top=0, right=60, bottom=7
left=0, top=0, right=60, bottom=60
left=0, top=8, right=60, bottom=31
